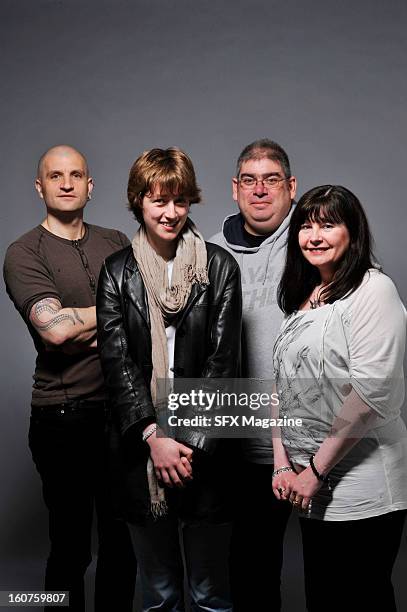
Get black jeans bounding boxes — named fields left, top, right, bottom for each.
left=229, top=461, right=292, bottom=611
left=300, top=510, right=407, bottom=612
left=29, top=401, right=137, bottom=612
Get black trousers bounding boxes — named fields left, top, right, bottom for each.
left=29, top=401, right=137, bottom=612
left=300, top=510, right=407, bottom=612
left=229, top=461, right=292, bottom=611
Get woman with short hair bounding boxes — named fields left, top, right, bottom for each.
left=97, top=147, right=241, bottom=611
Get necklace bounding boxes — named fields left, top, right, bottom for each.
left=309, top=284, right=326, bottom=309
left=43, top=219, right=85, bottom=241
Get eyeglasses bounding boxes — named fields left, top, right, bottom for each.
left=238, top=176, right=290, bottom=190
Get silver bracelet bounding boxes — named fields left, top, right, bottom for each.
left=142, top=423, right=157, bottom=442
left=272, top=466, right=293, bottom=478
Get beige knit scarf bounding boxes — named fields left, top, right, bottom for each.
left=132, top=218, right=209, bottom=518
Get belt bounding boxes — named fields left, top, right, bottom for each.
left=32, top=399, right=109, bottom=416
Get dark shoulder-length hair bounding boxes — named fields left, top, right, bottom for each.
left=278, top=185, right=375, bottom=314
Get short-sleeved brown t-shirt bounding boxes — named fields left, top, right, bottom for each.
left=4, top=223, right=130, bottom=406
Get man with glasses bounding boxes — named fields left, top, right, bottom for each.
left=3, top=145, right=137, bottom=611
left=210, top=139, right=297, bottom=611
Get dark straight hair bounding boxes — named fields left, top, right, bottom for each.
left=235, top=139, right=292, bottom=178
left=278, top=185, right=375, bottom=314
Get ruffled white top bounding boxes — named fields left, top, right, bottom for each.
left=273, top=269, right=407, bottom=520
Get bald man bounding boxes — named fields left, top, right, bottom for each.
left=4, top=146, right=137, bottom=611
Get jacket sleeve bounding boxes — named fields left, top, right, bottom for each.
left=96, top=261, right=155, bottom=438
left=176, top=259, right=242, bottom=455
left=202, top=260, right=242, bottom=378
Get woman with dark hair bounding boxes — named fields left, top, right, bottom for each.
left=96, top=148, right=241, bottom=611
left=272, top=185, right=407, bottom=611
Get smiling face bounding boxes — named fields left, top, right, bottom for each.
left=298, top=218, right=350, bottom=281
left=232, top=157, right=296, bottom=235
left=141, top=187, right=190, bottom=259
left=35, top=146, right=93, bottom=214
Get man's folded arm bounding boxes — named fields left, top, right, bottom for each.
left=29, top=297, right=97, bottom=351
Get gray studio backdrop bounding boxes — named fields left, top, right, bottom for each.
left=1, top=0, right=406, bottom=610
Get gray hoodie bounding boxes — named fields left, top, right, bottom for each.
left=210, top=207, right=294, bottom=463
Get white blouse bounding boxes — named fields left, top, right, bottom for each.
left=273, top=269, right=407, bottom=520
left=166, top=260, right=176, bottom=379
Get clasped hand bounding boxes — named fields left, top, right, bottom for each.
left=147, top=433, right=193, bottom=488
left=272, top=466, right=323, bottom=511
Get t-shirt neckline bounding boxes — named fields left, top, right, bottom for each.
left=38, top=222, right=90, bottom=246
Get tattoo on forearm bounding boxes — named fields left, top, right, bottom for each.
left=72, top=308, right=85, bottom=325
left=33, top=297, right=60, bottom=318
left=36, top=313, right=76, bottom=331
left=31, top=297, right=76, bottom=331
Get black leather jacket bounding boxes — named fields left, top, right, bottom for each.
left=96, top=242, right=242, bottom=522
